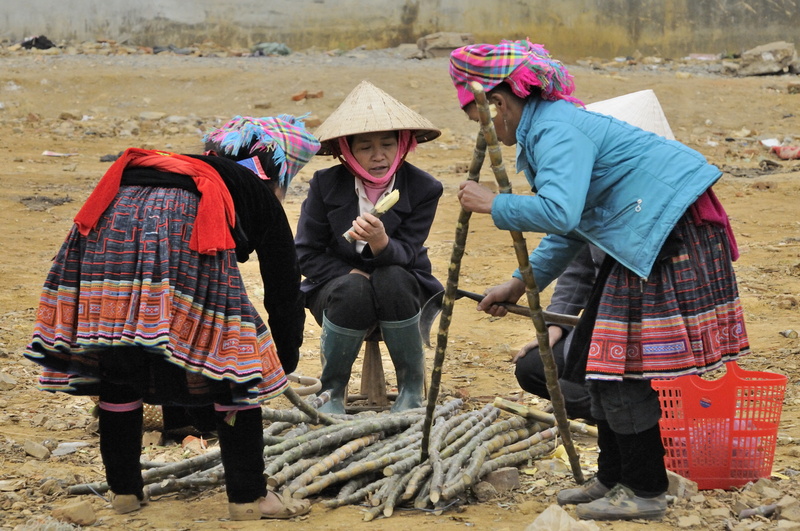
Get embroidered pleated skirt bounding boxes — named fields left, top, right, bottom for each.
left=586, top=215, right=750, bottom=381
left=24, top=186, right=287, bottom=406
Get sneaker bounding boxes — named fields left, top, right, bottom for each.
left=575, top=484, right=667, bottom=521
left=109, top=491, right=149, bottom=514
left=556, top=476, right=612, bottom=506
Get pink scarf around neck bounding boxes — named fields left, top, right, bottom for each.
left=337, top=130, right=417, bottom=204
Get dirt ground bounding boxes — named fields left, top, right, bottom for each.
left=1, top=45, right=799, bottom=530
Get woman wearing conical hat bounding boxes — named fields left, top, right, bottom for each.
left=295, top=80, right=443, bottom=414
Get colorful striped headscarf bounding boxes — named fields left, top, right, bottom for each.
left=449, top=39, right=583, bottom=108
left=204, top=114, right=321, bottom=187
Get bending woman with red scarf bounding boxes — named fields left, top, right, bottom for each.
left=24, top=115, right=319, bottom=520
left=295, top=81, right=443, bottom=414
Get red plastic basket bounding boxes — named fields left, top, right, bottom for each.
left=652, top=361, right=787, bottom=490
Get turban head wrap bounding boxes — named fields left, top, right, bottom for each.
left=204, top=114, right=321, bottom=188
left=449, top=39, right=583, bottom=108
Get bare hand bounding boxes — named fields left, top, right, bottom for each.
left=346, top=212, right=389, bottom=254
left=511, top=326, right=564, bottom=363
left=477, top=278, right=526, bottom=317
left=457, top=181, right=495, bottom=213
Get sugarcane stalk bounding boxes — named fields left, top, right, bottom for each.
left=421, top=132, right=487, bottom=462
left=468, top=80, right=583, bottom=484
left=441, top=415, right=528, bottom=492
left=264, top=420, right=294, bottom=436
left=363, top=503, right=385, bottom=522
left=278, top=422, right=310, bottom=442
left=402, top=462, right=432, bottom=501
left=282, top=385, right=340, bottom=425
left=322, top=475, right=390, bottom=509
left=286, top=433, right=382, bottom=495
left=292, top=444, right=419, bottom=498
left=372, top=476, right=394, bottom=507
left=449, top=425, right=533, bottom=491
left=348, top=424, right=423, bottom=463
left=307, top=390, right=331, bottom=409
left=428, top=412, right=480, bottom=503
left=382, top=449, right=421, bottom=477
left=404, top=415, right=449, bottom=502
left=68, top=445, right=224, bottom=495
left=383, top=469, right=416, bottom=517
left=67, top=480, right=108, bottom=496
left=341, top=401, right=462, bottom=478
left=263, top=389, right=329, bottom=431
left=480, top=439, right=557, bottom=476
left=266, top=457, right=321, bottom=489
left=264, top=413, right=420, bottom=462
left=261, top=406, right=314, bottom=424
left=413, top=472, right=434, bottom=509
left=493, top=397, right=598, bottom=437
left=333, top=473, right=378, bottom=502
left=437, top=439, right=558, bottom=503
left=145, top=464, right=225, bottom=497
left=489, top=426, right=556, bottom=459
left=431, top=406, right=498, bottom=503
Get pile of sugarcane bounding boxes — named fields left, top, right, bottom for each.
left=67, top=389, right=582, bottom=521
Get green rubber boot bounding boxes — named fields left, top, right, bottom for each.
left=380, top=312, right=426, bottom=413
left=318, top=313, right=367, bottom=415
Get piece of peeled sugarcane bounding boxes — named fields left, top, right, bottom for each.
left=342, top=188, right=400, bottom=243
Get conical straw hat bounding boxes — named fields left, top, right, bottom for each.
left=313, top=80, right=441, bottom=155
left=585, top=89, right=675, bottom=140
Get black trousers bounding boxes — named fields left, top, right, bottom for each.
left=514, top=334, right=594, bottom=421
left=306, top=265, right=421, bottom=329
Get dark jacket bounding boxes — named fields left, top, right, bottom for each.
left=295, top=162, right=443, bottom=301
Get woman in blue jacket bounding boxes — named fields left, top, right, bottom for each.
left=449, top=40, right=749, bottom=521
left=295, top=81, right=443, bottom=414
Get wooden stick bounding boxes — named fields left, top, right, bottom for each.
left=468, top=81, right=584, bottom=485
left=421, top=132, right=487, bottom=463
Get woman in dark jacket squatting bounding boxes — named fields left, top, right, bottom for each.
left=295, top=80, right=443, bottom=414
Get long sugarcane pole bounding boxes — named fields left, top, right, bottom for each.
left=468, top=81, right=584, bottom=484
left=420, top=132, right=487, bottom=462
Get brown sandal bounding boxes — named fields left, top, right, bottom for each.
left=229, top=491, right=311, bottom=520
left=109, top=491, right=149, bottom=514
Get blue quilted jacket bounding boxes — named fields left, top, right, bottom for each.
left=491, top=97, right=721, bottom=289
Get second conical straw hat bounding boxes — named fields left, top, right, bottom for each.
left=585, top=89, right=675, bottom=140
left=313, top=80, right=441, bottom=155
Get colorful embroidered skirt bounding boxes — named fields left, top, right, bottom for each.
left=24, top=186, right=287, bottom=406
left=586, top=215, right=750, bottom=381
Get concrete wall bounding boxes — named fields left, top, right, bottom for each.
left=2, top=0, right=798, bottom=60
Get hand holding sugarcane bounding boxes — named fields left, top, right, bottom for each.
left=343, top=189, right=400, bottom=244
left=456, top=180, right=495, bottom=214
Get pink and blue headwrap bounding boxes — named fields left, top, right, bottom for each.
left=449, top=39, right=583, bottom=108
left=204, top=114, right=321, bottom=187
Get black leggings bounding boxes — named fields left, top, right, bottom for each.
left=99, top=381, right=267, bottom=504
left=306, top=265, right=421, bottom=329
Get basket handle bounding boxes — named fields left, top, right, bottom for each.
left=723, top=359, right=788, bottom=387
left=725, top=360, right=745, bottom=377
